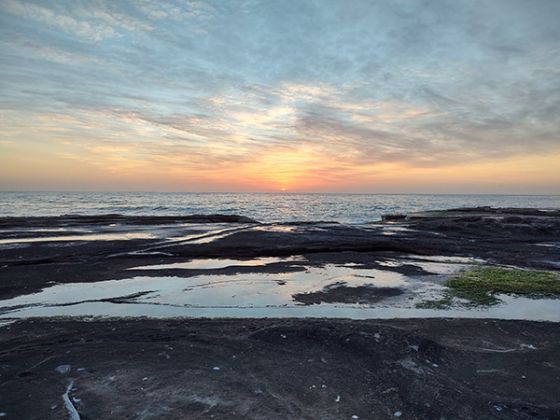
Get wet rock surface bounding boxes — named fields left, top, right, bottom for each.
left=1, top=207, right=559, bottom=300
left=0, top=213, right=256, bottom=229
left=0, top=318, right=558, bottom=419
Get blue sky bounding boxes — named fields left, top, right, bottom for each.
left=1, top=0, right=559, bottom=193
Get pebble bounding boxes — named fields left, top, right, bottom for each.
left=352, top=416, right=359, bottom=419
left=394, top=411, right=402, bottom=417
left=55, top=365, right=71, bottom=374
left=212, top=366, right=221, bottom=371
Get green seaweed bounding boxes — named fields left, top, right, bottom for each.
left=416, top=267, right=560, bottom=309
left=415, top=295, right=453, bottom=309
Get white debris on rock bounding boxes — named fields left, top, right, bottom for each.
left=62, top=380, right=80, bottom=420
left=55, top=365, right=71, bottom=374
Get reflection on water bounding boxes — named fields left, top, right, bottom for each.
left=129, top=256, right=304, bottom=270
left=402, top=261, right=471, bottom=275
left=0, top=258, right=558, bottom=321
left=1, top=295, right=558, bottom=321
left=163, top=224, right=254, bottom=243
left=0, top=265, right=411, bottom=310
left=0, top=232, right=156, bottom=245
left=380, top=226, right=415, bottom=236
left=405, top=255, right=485, bottom=263
left=251, top=225, right=299, bottom=233
left=0, top=224, right=257, bottom=249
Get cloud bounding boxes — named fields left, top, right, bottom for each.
left=133, top=0, right=215, bottom=21
left=0, top=39, right=103, bottom=65
left=0, top=0, right=116, bottom=41
left=0, top=0, right=189, bottom=42
left=0, top=0, right=559, bottom=192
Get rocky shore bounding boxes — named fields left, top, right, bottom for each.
left=1, top=318, right=559, bottom=419
left=0, top=207, right=559, bottom=418
left=1, top=207, right=559, bottom=299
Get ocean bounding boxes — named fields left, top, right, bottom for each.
left=1, top=192, right=559, bottom=224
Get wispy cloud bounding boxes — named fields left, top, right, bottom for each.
left=0, top=0, right=559, bottom=192
left=1, top=0, right=116, bottom=41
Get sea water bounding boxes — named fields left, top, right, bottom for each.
left=1, top=192, right=558, bottom=223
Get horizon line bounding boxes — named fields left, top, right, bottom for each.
left=1, top=190, right=559, bottom=197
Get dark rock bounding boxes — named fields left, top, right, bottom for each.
left=382, top=214, right=407, bottom=222
left=293, top=282, right=404, bottom=305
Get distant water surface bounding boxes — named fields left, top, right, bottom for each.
left=1, top=192, right=559, bottom=223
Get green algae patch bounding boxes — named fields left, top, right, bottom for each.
left=415, top=295, right=454, bottom=309
left=448, top=267, right=560, bottom=303
left=416, top=267, right=560, bottom=309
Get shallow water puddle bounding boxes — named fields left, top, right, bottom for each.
left=380, top=226, right=416, bottom=236
left=0, top=223, right=256, bottom=246
left=2, top=293, right=558, bottom=321
left=394, top=255, right=484, bottom=275
left=0, top=232, right=157, bottom=245
left=162, top=224, right=255, bottom=243
left=0, top=265, right=417, bottom=315
left=405, top=255, right=485, bottom=264
left=1, top=260, right=557, bottom=321
left=0, top=227, right=88, bottom=234
left=129, top=256, right=304, bottom=270
left=250, top=225, right=298, bottom=233
left=402, top=261, right=471, bottom=275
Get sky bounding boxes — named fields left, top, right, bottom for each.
left=0, top=0, right=559, bottom=194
